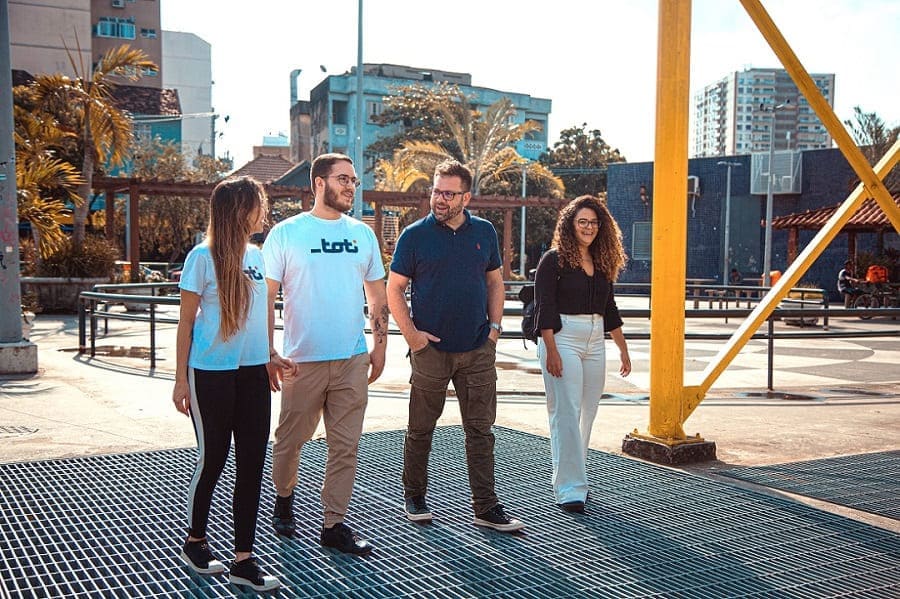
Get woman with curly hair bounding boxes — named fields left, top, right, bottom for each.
left=532, top=195, right=631, bottom=514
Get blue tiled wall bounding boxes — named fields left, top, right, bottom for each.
left=607, top=148, right=888, bottom=301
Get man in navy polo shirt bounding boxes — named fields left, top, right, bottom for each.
left=387, top=160, right=525, bottom=532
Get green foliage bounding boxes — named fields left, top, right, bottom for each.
left=124, top=136, right=230, bottom=262
left=844, top=106, right=900, bottom=193
left=35, top=235, right=119, bottom=279
left=540, top=123, right=627, bottom=198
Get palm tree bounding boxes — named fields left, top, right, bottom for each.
left=392, top=92, right=564, bottom=196
left=13, top=102, right=83, bottom=258
left=27, top=42, right=156, bottom=248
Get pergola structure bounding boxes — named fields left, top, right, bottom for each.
left=91, top=177, right=567, bottom=279
left=772, top=194, right=900, bottom=263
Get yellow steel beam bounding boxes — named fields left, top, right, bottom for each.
left=691, top=140, right=900, bottom=413
left=647, top=0, right=692, bottom=441
left=740, top=0, right=900, bottom=230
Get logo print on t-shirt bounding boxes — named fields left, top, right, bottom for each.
left=244, top=265, right=264, bottom=281
left=310, top=238, right=359, bottom=254
left=476, top=243, right=481, bottom=250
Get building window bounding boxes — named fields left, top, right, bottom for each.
left=632, top=222, right=652, bottom=261
left=366, top=100, right=382, bottom=122
left=94, top=17, right=136, bottom=39
left=140, top=28, right=157, bottom=38
left=332, top=100, right=348, bottom=125
left=142, top=67, right=158, bottom=77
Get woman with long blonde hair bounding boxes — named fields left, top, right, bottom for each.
left=172, top=176, right=291, bottom=591
left=532, top=195, right=631, bottom=514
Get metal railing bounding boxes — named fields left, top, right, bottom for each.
left=78, top=285, right=898, bottom=387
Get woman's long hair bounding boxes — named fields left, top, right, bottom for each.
left=207, top=177, right=268, bottom=340
left=551, top=195, right=627, bottom=281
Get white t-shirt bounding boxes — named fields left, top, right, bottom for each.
left=263, top=212, right=385, bottom=363
left=179, top=242, right=269, bottom=370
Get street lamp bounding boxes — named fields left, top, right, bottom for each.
left=717, top=161, right=741, bottom=285
left=759, top=101, right=791, bottom=287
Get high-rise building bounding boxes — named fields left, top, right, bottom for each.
left=692, top=68, right=835, bottom=158
left=296, top=63, right=552, bottom=188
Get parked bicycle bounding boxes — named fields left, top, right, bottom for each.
left=853, top=281, right=899, bottom=319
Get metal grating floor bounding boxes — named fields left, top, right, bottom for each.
left=719, top=450, right=900, bottom=520
left=1, top=427, right=898, bottom=598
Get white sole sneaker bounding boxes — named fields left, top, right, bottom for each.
left=473, top=516, right=525, bottom=532
left=406, top=510, right=433, bottom=522
left=179, top=551, right=226, bottom=575
left=229, top=573, right=281, bottom=591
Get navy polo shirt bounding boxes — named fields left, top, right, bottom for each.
left=391, top=210, right=501, bottom=353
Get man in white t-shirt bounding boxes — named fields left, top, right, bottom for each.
left=263, top=153, right=389, bottom=555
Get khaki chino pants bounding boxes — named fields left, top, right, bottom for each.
left=272, top=352, right=369, bottom=528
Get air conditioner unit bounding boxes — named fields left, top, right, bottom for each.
left=687, top=175, right=700, bottom=196
left=111, top=0, right=125, bottom=7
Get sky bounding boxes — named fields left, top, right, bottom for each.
left=160, top=0, right=900, bottom=170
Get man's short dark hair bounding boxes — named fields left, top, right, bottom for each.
left=311, top=153, right=353, bottom=187
left=434, top=159, right=473, bottom=192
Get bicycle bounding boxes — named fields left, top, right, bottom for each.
left=853, top=281, right=898, bottom=319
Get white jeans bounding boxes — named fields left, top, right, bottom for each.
left=537, top=314, right=606, bottom=504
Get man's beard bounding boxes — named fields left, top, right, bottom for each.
left=433, top=203, right=463, bottom=223
left=323, top=184, right=353, bottom=212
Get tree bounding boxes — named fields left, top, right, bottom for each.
left=27, top=43, right=156, bottom=248
left=844, top=106, right=900, bottom=193
left=540, top=123, right=627, bottom=198
left=126, top=137, right=230, bottom=263
left=12, top=96, right=83, bottom=258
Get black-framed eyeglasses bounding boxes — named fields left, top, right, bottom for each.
left=326, top=174, right=361, bottom=188
left=430, top=188, right=467, bottom=201
left=575, top=218, right=600, bottom=229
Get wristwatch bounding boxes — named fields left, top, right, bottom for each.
left=489, top=322, right=503, bottom=333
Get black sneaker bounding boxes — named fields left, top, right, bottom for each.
left=180, top=539, right=226, bottom=574
left=272, top=492, right=296, bottom=537
left=559, top=501, right=585, bottom=514
left=229, top=557, right=281, bottom=592
left=404, top=496, right=432, bottom=522
left=320, top=522, right=373, bottom=555
left=473, top=504, right=525, bottom=532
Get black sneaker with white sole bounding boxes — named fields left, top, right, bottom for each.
left=180, top=539, right=226, bottom=574
left=404, top=496, right=432, bottom=522
left=473, top=503, right=525, bottom=532
left=229, top=557, right=281, bottom=592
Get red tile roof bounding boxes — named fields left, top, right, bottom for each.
left=111, top=84, right=181, bottom=116
left=230, top=154, right=297, bottom=183
left=772, top=195, right=900, bottom=231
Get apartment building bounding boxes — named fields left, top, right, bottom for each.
left=692, top=67, right=835, bottom=158
left=296, top=63, right=552, bottom=188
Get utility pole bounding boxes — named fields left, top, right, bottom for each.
left=519, top=163, right=527, bottom=277
left=0, top=0, right=38, bottom=373
left=352, top=0, right=364, bottom=219
left=717, top=161, right=740, bottom=284
left=760, top=101, right=791, bottom=287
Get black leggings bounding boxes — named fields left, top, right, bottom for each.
left=186, top=364, right=271, bottom=553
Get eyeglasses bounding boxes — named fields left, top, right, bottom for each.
left=575, top=218, right=600, bottom=229
left=326, top=174, right=361, bottom=188
left=430, top=188, right=467, bottom=201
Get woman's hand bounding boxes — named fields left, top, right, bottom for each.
left=619, top=349, right=632, bottom=377
left=267, top=352, right=298, bottom=392
left=545, top=347, right=563, bottom=378
left=172, top=380, right=191, bottom=416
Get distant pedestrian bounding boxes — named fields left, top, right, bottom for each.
left=729, top=268, right=743, bottom=285
left=837, top=260, right=862, bottom=308
left=173, top=177, right=289, bottom=592
left=264, top=153, right=389, bottom=556
left=532, top=195, right=630, bottom=514
left=387, top=159, right=525, bottom=532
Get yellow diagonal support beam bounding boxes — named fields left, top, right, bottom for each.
left=690, top=140, right=900, bottom=415
left=739, top=0, right=900, bottom=230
